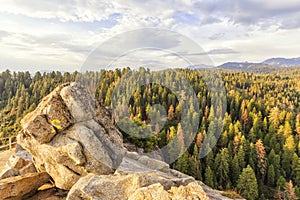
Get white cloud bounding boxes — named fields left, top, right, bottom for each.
left=0, top=0, right=118, bottom=22
left=0, top=0, right=300, bottom=71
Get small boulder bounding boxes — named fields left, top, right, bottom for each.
left=0, top=172, right=50, bottom=200
left=0, top=151, right=36, bottom=180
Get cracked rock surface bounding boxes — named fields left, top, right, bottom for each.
left=17, top=82, right=125, bottom=190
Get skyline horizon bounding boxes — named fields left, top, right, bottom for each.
left=1, top=55, right=299, bottom=73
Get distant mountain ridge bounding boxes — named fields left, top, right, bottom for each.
left=262, top=57, right=300, bottom=67
left=217, top=62, right=262, bottom=70
left=216, top=57, right=300, bottom=71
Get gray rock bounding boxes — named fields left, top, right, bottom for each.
left=137, top=155, right=170, bottom=173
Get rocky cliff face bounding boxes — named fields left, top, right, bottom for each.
left=0, top=82, right=234, bottom=200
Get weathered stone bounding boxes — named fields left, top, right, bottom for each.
left=25, top=187, right=68, bottom=200
left=8, top=155, right=30, bottom=170
left=17, top=120, right=119, bottom=190
left=55, top=123, right=114, bottom=175
left=15, top=147, right=33, bottom=162
left=116, top=156, right=173, bottom=181
left=168, top=182, right=210, bottom=200
left=66, top=150, right=212, bottom=200
left=67, top=172, right=209, bottom=200
left=129, top=182, right=210, bottom=200
left=0, top=152, right=36, bottom=180
left=17, top=133, right=83, bottom=190
left=170, top=169, right=192, bottom=179
left=19, top=163, right=36, bottom=175
left=96, top=105, right=124, bottom=147
left=128, top=183, right=170, bottom=200
left=21, top=115, right=55, bottom=144
left=116, top=157, right=153, bottom=175
left=60, top=82, right=95, bottom=123
left=17, top=83, right=124, bottom=190
left=20, top=83, right=73, bottom=143
left=58, top=142, right=85, bottom=166
left=126, top=151, right=140, bottom=160
left=124, top=143, right=144, bottom=154
left=67, top=172, right=176, bottom=200
left=0, top=167, right=19, bottom=179
left=0, top=172, right=50, bottom=200
left=198, top=181, right=238, bottom=200
left=137, top=155, right=170, bottom=173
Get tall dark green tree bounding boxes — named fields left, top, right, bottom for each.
left=237, top=165, right=258, bottom=200
left=205, top=166, right=215, bottom=188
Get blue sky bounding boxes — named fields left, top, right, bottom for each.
left=0, top=0, right=300, bottom=72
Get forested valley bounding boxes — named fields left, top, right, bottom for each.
left=0, top=67, right=300, bottom=199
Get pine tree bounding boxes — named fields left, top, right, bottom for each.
left=294, top=186, right=300, bottom=199
left=255, top=139, right=267, bottom=179
left=269, top=107, right=280, bottom=129
left=167, top=105, right=174, bottom=120
left=175, top=152, right=189, bottom=174
left=205, top=166, right=214, bottom=188
left=285, top=181, right=296, bottom=200
left=177, top=123, right=185, bottom=152
left=237, top=165, right=258, bottom=200
left=274, top=189, right=283, bottom=200
left=277, top=176, right=286, bottom=190
left=293, top=158, right=300, bottom=186
left=196, top=132, right=203, bottom=148
left=267, top=164, right=275, bottom=187
left=214, top=148, right=230, bottom=189
left=231, top=154, right=241, bottom=186
left=282, top=149, right=293, bottom=178
left=237, top=146, right=246, bottom=169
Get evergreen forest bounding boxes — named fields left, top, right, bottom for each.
left=1, top=67, right=300, bottom=199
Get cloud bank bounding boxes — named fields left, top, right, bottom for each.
left=0, top=0, right=300, bottom=71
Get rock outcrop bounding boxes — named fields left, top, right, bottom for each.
left=17, top=82, right=125, bottom=190
left=0, top=82, right=235, bottom=199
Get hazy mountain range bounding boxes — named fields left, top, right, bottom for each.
left=215, top=57, right=300, bottom=70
